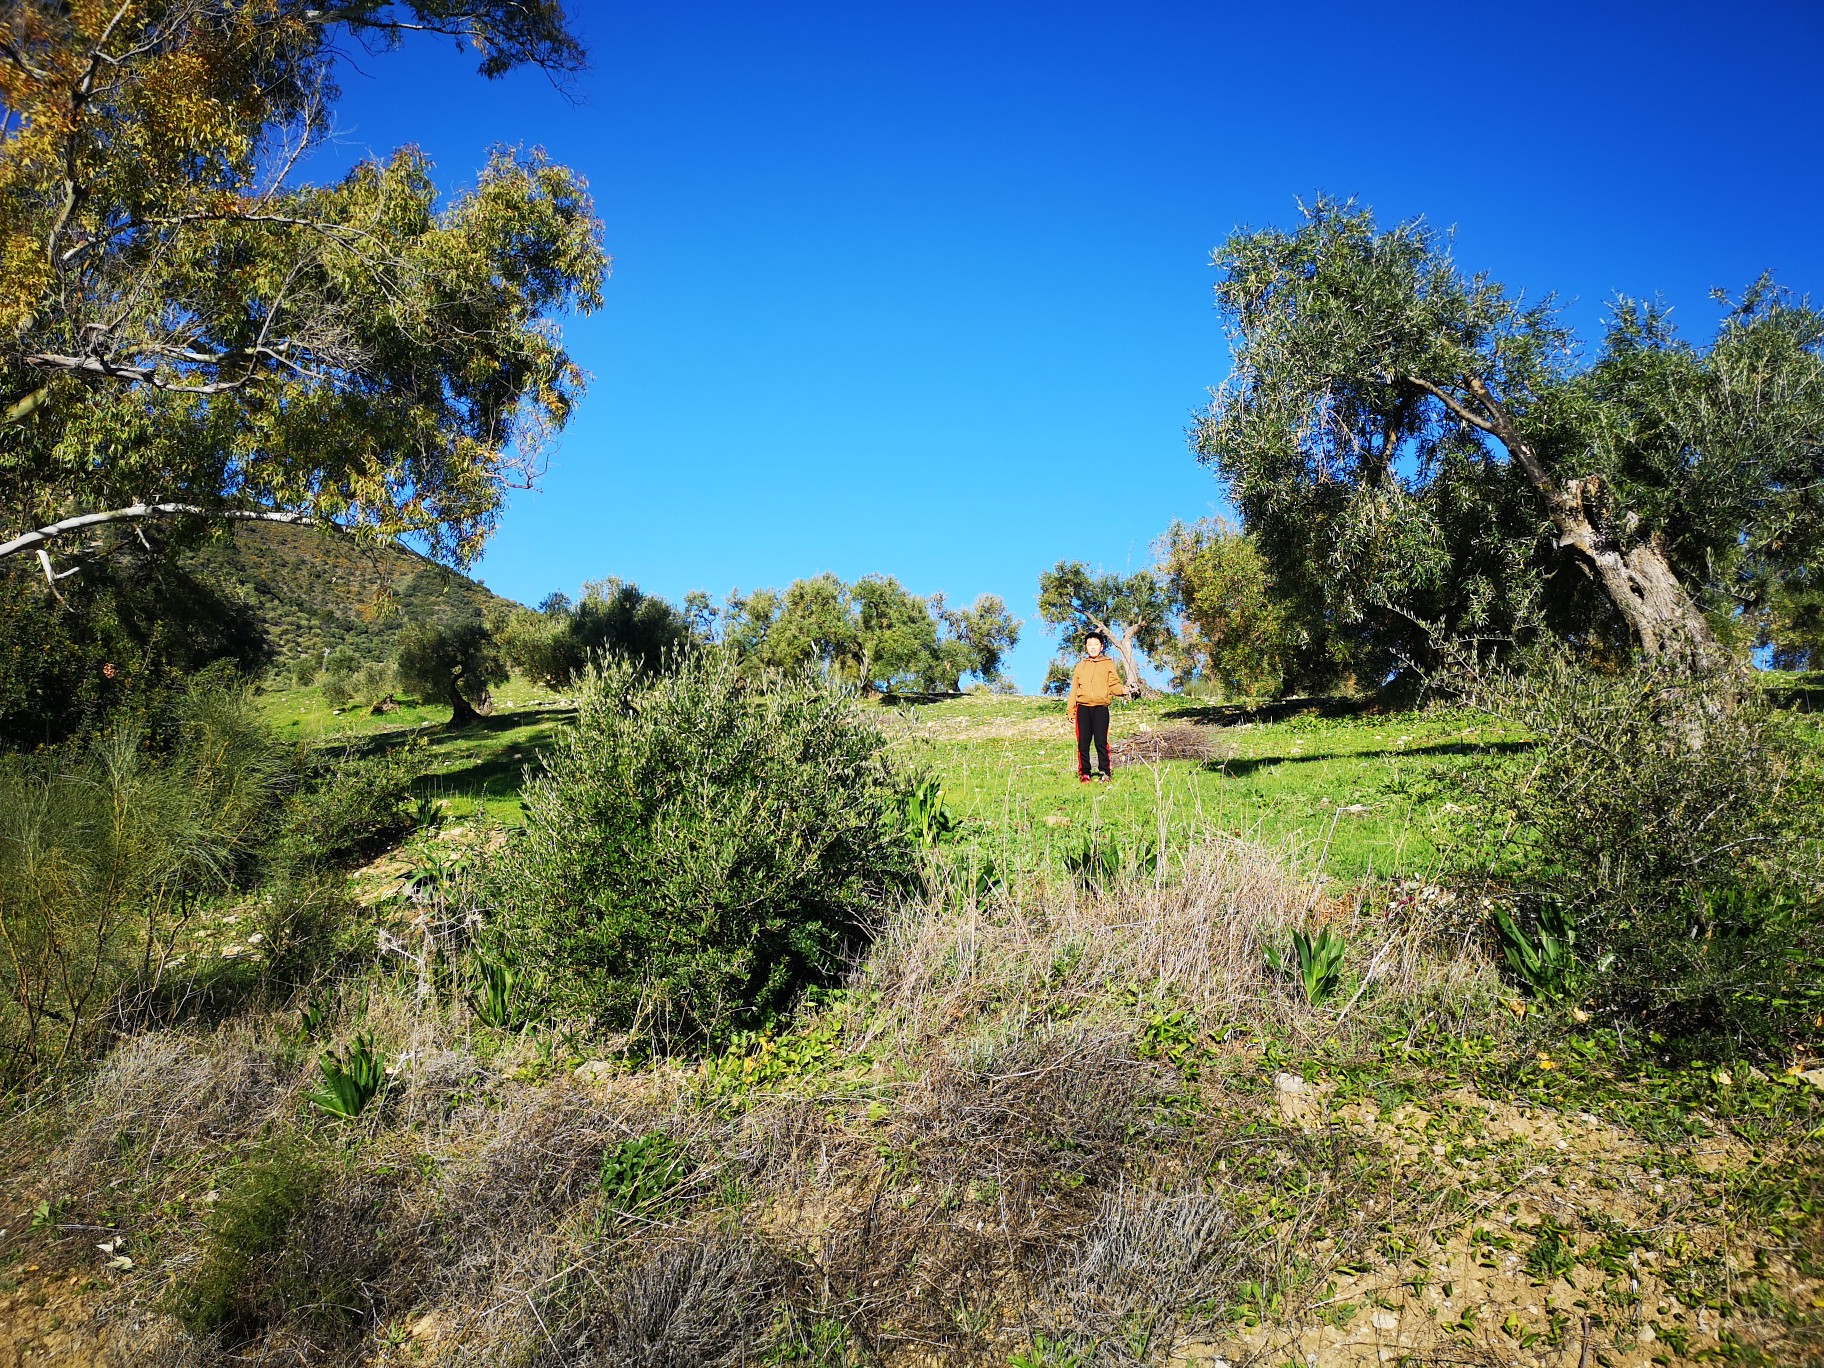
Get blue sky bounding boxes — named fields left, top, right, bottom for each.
left=331, top=0, right=1824, bottom=691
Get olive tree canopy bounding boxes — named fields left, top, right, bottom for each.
left=1196, top=197, right=1824, bottom=684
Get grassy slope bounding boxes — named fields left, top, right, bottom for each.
left=258, top=685, right=1518, bottom=876
left=257, top=675, right=573, bottom=824
left=894, top=692, right=1516, bottom=879
left=3, top=682, right=1820, bottom=1367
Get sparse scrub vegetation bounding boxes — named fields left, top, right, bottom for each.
left=0, top=89, right=1817, bottom=1364
left=1449, top=656, right=1824, bottom=1045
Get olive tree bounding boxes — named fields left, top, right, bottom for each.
left=393, top=616, right=506, bottom=725
left=1197, top=197, right=1824, bottom=684
left=1036, top=561, right=1169, bottom=696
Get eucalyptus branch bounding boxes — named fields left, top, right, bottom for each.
left=0, top=503, right=315, bottom=564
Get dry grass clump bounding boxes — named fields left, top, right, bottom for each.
left=523, top=1236, right=788, bottom=1368
left=0, top=834, right=1630, bottom=1368
left=55, top=1019, right=300, bottom=1181
left=871, top=837, right=1500, bottom=1051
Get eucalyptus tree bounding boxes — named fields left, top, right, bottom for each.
left=0, top=1, right=604, bottom=584
left=1196, top=197, right=1824, bottom=682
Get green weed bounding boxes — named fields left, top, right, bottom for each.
left=469, top=953, right=522, bottom=1031
left=598, top=1132, right=694, bottom=1219
left=1493, top=900, right=1579, bottom=1000
left=1268, top=926, right=1347, bottom=1005
left=307, top=1032, right=386, bottom=1120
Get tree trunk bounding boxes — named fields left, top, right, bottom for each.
left=447, top=677, right=479, bottom=727
left=1415, top=376, right=1727, bottom=675
left=1114, top=629, right=1152, bottom=699
left=1547, top=477, right=1725, bottom=673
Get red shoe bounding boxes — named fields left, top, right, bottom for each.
left=1078, top=773, right=1093, bottom=783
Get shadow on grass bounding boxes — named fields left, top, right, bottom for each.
left=1208, top=738, right=1532, bottom=778
left=1161, top=694, right=1381, bottom=728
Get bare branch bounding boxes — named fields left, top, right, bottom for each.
left=1400, top=374, right=1495, bottom=434
left=0, top=503, right=315, bottom=564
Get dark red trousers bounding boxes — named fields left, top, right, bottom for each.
left=1076, top=704, right=1111, bottom=777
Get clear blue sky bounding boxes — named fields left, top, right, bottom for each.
left=330, top=0, right=1824, bottom=692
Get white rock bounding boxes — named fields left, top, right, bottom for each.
left=573, top=1059, right=617, bottom=1085
left=1370, top=1310, right=1398, bottom=1331
left=1273, top=1071, right=1306, bottom=1094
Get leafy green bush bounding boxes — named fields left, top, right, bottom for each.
left=253, top=872, right=363, bottom=984
left=1492, top=899, right=1579, bottom=1001
left=266, top=743, right=419, bottom=875
left=900, top=775, right=960, bottom=847
left=0, top=677, right=287, bottom=1078
left=1450, top=657, right=1824, bottom=1044
left=469, top=953, right=523, bottom=1030
left=484, top=653, right=915, bottom=1045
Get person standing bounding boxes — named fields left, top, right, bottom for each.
left=1066, top=632, right=1129, bottom=782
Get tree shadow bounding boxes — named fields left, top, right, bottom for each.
left=1161, top=694, right=1381, bottom=728
left=1207, top=738, right=1532, bottom=778
left=410, top=705, right=575, bottom=803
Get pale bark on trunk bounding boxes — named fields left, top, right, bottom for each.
left=1114, top=629, right=1149, bottom=700
left=1084, top=612, right=1155, bottom=698
left=1552, top=478, right=1724, bottom=673
left=1407, top=375, right=1726, bottom=674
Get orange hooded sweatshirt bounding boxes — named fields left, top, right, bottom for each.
left=1066, top=655, right=1128, bottom=724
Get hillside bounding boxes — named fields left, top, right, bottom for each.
left=185, top=522, right=523, bottom=669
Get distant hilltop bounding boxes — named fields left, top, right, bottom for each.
left=186, top=522, right=520, bottom=669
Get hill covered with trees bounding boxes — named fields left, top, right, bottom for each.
left=185, top=523, right=523, bottom=672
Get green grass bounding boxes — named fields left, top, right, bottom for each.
left=257, top=673, right=1816, bottom=880
left=259, top=679, right=1513, bottom=875
left=895, top=692, right=1522, bottom=879
left=257, top=675, right=572, bottom=824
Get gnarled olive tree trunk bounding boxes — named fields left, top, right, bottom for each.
left=1412, top=375, right=1725, bottom=673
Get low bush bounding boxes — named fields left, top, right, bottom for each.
left=0, top=678, right=287, bottom=1078
left=1449, top=656, right=1824, bottom=1046
left=266, top=743, right=419, bottom=875
left=484, top=653, right=916, bottom=1045
left=169, top=1134, right=330, bottom=1334
left=168, top=1132, right=398, bottom=1350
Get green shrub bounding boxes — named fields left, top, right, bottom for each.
left=253, top=872, right=362, bottom=984
left=1450, top=657, right=1824, bottom=1045
left=267, top=743, right=419, bottom=875
left=900, top=775, right=960, bottom=847
left=168, top=1132, right=388, bottom=1347
left=169, top=1135, right=329, bottom=1334
left=484, top=653, right=915, bottom=1045
left=469, top=952, right=523, bottom=1030
left=320, top=673, right=354, bottom=709
left=0, top=677, right=286, bottom=1078
left=599, top=1131, right=694, bottom=1217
